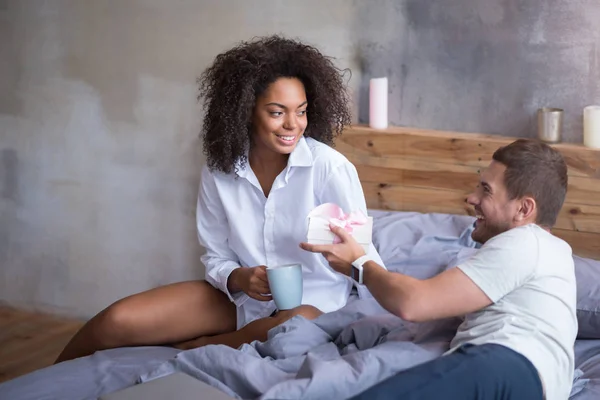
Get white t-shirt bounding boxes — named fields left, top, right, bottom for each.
left=449, top=224, right=577, bottom=400
left=197, top=136, right=385, bottom=329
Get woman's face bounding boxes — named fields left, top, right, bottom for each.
left=251, top=77, right=308, bottom=156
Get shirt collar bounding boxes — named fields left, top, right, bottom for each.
left=288, top=136, right=313, bottom=168
left=235, top=136, right=313, bottom=178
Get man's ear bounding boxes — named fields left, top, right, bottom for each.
left=516, top=196, right=536, bottom=222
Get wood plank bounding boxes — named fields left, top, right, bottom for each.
left=337, top=125, right=600, bottom=178
left=0, top=308, right=33, bottom=332
left=336, top=130, right=498, bottom=167
left=0, top=317, right=72, bottom=359
left=552, top=229, right=600, bottom=260
left=353, top=163, right=600, bottom=208
left=346, top=151, right=482, bottom=175
left=0, top=306, right=83, bottom=384
left=362, top=182, right=473, bottom=216
left=0, top=311, right=59, bottom=343
left=361, top=182, right=600, bottom=235
left=566, top=176, right=600, bottom=207
left=0, top=323, right=80, bottom=382
left=356, top=164, right=476, bottom=192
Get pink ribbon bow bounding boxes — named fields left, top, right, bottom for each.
left=307, top=203, right=368, bottom=243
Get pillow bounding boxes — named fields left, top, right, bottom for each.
left=371, top=210, right=478, bottom=279
left=573, top=255, right=600, bottom=339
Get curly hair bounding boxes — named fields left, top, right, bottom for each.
left=198, top=35, right=352, bottom=174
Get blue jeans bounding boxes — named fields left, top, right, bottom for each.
left=349, top=343, right=544, bottom=400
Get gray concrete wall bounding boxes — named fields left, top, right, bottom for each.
left=354, top=0, right=600, bottom=141
left=2, top=0, right=599, bottom=318
left=0, top=0, right=358, bottom=317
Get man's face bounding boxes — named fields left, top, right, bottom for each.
left=467, top=161, right=521, bottom=244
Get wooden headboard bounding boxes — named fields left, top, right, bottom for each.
left=335, top=125, right=600, bottom=260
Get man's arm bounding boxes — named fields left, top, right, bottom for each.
left=300, top=225, right=492, bottom=322
left=361, top=261, right=491, bottom=322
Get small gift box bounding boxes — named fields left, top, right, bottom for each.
left=306, top=203, right=373, bottom=253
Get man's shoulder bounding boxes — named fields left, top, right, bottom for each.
left=483, top=224, right=539, bottom=250
left=480, top=224, right=573, bottom=272
left=465, top=226, right=541, bottom=271
left=514, top=224, right=572, bottom=256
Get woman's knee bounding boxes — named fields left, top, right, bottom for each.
left=276, top=305, right=323, bottom=323
left=293, top=305, right=323, bottom=320
left=93, top=300, right=139, bottom=346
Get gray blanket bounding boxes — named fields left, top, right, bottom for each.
left=140, top=298, right=462, bottom=399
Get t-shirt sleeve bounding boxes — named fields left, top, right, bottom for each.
left=457, top=226, right=539, bottom=303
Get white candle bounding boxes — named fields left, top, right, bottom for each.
left=369, top=77, right=388, bottom=129
left=584, top=106, right=600, bottom=149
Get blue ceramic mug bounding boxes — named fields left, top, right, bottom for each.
left=266, top=263, right=303, bottom=310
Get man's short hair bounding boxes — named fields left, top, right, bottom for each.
left=492, top=139, right=568, bottom=227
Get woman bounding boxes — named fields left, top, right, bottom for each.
left=55, top=35, right=384, bottom=363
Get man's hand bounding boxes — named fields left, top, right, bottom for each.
left=228, top=266, right=272, bottom=301
left=300, top=225, right=366, bottom=276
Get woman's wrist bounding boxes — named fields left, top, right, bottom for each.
left=227, top=267, right=244, bottom=293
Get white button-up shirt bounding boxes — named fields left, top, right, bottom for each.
left=197, top=136, right=385, bottom=328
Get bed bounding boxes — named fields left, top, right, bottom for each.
left=1, top=125, right=599, bottom=400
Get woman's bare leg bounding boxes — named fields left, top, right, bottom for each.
left=174, top=305, right=323, bottom=350
left=55, top=280, right=236, bottom=363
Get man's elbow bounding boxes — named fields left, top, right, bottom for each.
left=396, top=308, right=420, bottom=323
left=395, top=301, right=429, bottom=323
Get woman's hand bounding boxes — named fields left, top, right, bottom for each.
left=228, top=266, right=272, bottom=301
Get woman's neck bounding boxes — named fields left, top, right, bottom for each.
left=248, top=145, right=289, bottom=174
left=248, top=144, right=290, bottom=197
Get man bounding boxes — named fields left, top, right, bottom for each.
left=301, top=139, right=577, bottom=400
